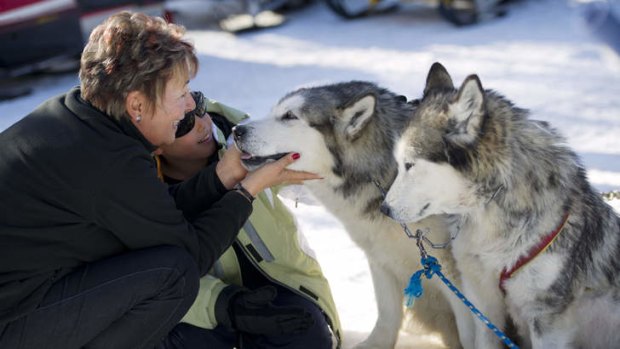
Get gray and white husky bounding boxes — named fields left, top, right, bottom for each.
left=232, top=82, right=471, bottom=348
left=381, top=62, right=620, bottom=349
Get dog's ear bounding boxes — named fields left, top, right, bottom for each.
left=446, top=75, right=485, bottom=145
left=424, top=62, right=454, bottom=96
left=342, top=94, right=375, bottom=141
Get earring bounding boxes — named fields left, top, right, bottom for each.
left=135, top=115, right=142, bottom=123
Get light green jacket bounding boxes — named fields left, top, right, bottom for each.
left=180, top=98, right=342, bottom=347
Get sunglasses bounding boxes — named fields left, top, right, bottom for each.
left=175, top=91, right=207, bottom=138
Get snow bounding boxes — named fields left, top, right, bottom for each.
left=1, top=1, right=619, bottom=348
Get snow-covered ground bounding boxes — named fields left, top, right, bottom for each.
left=1, top=0, right=619, bottom=347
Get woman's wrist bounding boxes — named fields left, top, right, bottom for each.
left=215, top=161, right=246, bottom=190
left=233, top=182, right=255, bottom=203
left=239, top=178, right=261, bottom=197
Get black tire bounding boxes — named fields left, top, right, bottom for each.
left=278, top=0, right=315, bottom=11
left=437, top=0, right=478, bottom=26
left=324, top=0, right=399, bottom=19
left=324, top=0, right=367, bottom=18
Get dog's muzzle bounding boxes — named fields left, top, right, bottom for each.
left=232, top=125, right=288, bottom=169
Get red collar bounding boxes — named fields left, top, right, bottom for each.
left=499, top=211, right=570, bottom=294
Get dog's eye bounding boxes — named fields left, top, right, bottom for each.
left=405, top=162, right=414, bottom=171
left=281, top=111, right=298, bottom=121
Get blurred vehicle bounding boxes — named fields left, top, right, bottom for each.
left=576, top=0, right=620, bottom=54
left=79, top=1, right=168, bottom=39
left=324, top=0, right=400, bottom=18
left=164, top=0, right=314, bottom=33
left=324, top=0, right=508, bottom=26
left=0, top=0, right=167, bottom=79
left=0, top=0, right=83, bottom=78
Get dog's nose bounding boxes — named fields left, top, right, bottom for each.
left=232, top=125, right=246, bottom=141
left=379, top=202, right=392, bottom=217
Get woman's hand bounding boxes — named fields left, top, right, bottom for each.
left=216, top=146, right=248, bottom=189
left=240, top=153, right=321, bottom=196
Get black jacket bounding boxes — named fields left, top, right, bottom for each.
left=0, top=87, right=252, bottom=326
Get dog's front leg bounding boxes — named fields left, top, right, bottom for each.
left=459, top=268, right=506, bottom=349
left=439, top=281, right=476, bottom=349
left=353, top=260, right=403, bottom=349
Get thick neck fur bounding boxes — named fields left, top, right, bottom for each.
left=460, top=91, right=620, bottom=278
left=465, top=92, right=575, bottom=236
left=328, top=94, right=413, bottom=217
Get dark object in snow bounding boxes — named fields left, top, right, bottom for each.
left=577, top=0, right=620, bottom=54
left=324, top=0, right=400, bottom=19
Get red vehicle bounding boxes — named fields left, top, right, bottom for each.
left=0, top=0, right=166, bottom=79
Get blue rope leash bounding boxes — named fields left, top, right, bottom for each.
left=405, top=255, right=520, bottom=349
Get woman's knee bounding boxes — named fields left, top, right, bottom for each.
left=145, top=246, right=200, bottom=301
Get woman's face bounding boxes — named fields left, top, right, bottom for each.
left=135, top=75, right=195, bottom=146
left=160, top=112, right=218, bottom=161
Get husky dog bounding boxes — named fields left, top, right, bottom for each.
left=381, top=62, right=620, bottom=349
left=232, top=81, right=472, bottom=349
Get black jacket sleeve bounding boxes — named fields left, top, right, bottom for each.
left=168, top=162, right=229, bottom=220
left=94, top=152, right=252, bottom=275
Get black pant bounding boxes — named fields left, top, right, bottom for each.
left=0, top=246, right=200, bottom=349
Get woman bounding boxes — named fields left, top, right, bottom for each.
left=157, top=91, right=342, bottom=349
left=0, top=11, right=319, bottom=349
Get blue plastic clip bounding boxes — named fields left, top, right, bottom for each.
left=404, top=269, right=425, bottom=308
left=404, top=256, right=441, bottom=308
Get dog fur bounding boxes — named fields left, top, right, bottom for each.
left=232, top=81, right=476, bottom=349
left=381, top=62, right=620, bottom=349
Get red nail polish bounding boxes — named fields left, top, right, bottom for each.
left=292, top=153, right=301, bottom=160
